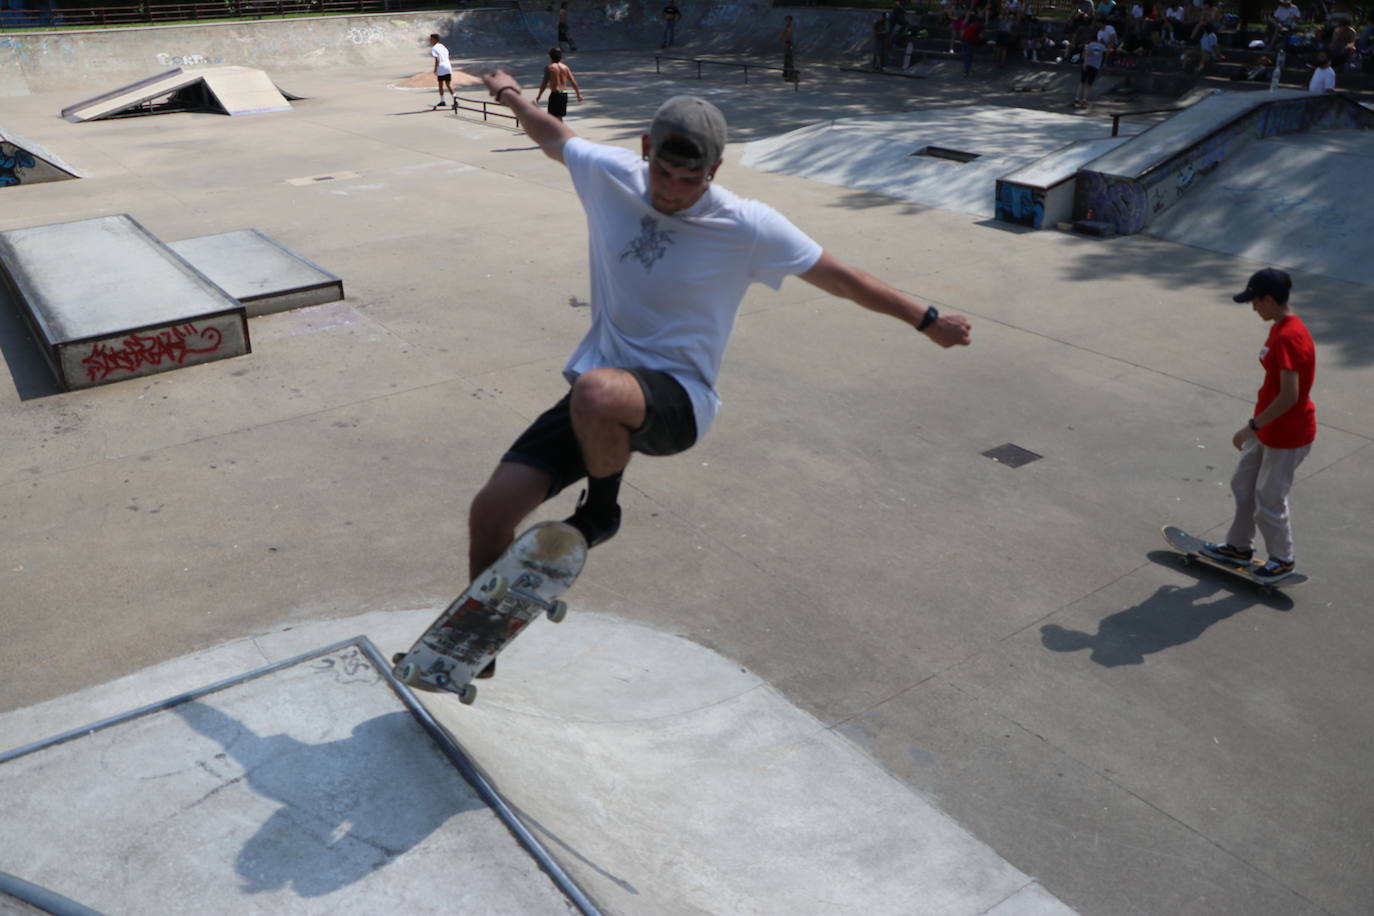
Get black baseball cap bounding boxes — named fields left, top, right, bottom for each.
left=1233, top=268, right=1291, bottom=303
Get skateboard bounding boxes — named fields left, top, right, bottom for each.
left=1161, top=525, right=1308, bottom=594
left=392, top=520, right=587, bottom=704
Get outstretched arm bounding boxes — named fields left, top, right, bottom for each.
left=798, top=251, right=972, bottom=348
left=483, top=70, right=575, bottom=162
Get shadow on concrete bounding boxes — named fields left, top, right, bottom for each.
left=1040, top=552, right=1292, bottom=667
left=173, top=702, right=481, bottom=899
left=0, top=286, right=61, bottom=400
left=1057, top=232, right=1374, bottom=370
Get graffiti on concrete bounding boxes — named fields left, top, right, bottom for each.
left=1077, top=93, right=1374, bottom=235
left=994, top=182, right=1044, bottom=229
left=343, top=25, right=385, bottom=45
left=80, top=322, right=226, bottom=383
left=156, top=52, right=219, bottom=67
left=0, top=141, right=36, bottom=187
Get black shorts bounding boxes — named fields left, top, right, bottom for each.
left=548, top=90, right=568, bottom=118
left=437, top=73, right=452, bottom=84
left=1081, top=64, right=1099, bottom=84
left=502, top=368, right=699, bottom=498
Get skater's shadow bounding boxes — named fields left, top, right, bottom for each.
left=1041, top=552, right=1292, bottom=667
left=173, top=701, right=482, bottom=898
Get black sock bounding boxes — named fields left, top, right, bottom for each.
left=584, top=471, right=623, bottom=516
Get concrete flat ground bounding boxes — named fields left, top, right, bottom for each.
left=1, top=47, right=1372, bottom=916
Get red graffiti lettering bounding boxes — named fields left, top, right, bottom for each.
left=82, top=323, right=224, bottom=382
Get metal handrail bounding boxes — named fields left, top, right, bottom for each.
left=453, top=94, right=521, bottom=128
left=654, top=54, right=801, bottom=90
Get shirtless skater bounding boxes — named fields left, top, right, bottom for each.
left=536, top=47, right=583, bottom=121
left=469, top=72, right=972, bottom=671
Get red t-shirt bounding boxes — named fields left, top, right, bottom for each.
left=962, top=21, right=983, bottom=42
left=1255, top=314, right=1316, bottom=448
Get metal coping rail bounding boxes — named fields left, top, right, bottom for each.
left=0, top=871, right=104, bottom=916
left=1110, top=106, right=1188, bottom=136
left=654, top=54, right=801, bottom=91
left=0, top=635, right=602, bottom=916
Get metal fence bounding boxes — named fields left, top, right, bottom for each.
left=0, top=0, right=514, bottom=30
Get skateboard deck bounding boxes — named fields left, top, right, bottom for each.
left=1161, top=525, right=1309, bottom=593
left=393, top=520, right=586, bottom=704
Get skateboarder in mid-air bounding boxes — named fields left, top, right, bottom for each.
left=1203, top=269, right=1316, bottom=583
left=469, top=72, right=972, bottom=668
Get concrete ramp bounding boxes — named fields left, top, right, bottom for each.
left=1147, top=130, right=1374, bottom=286
left=1074, top=89, right=1374, bottom=235
left=0, top=125, right=82, bottom=187
left=741, top=107, right=1141, bottom=219
left=61, top=66, right=293, bottom=123
left=0, top=638, right=592, bottom=915
left=0, top=214, right=250, bottom=390
left=0, top=608, right=1079, bottom=916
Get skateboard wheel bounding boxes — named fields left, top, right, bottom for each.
left=479, top=573, right=507, bottom=604
left=547, top=600, right=568, bottom=623
left=397, top=662, right=422, bottom=687
left=457, top=683, right=477, bottom=705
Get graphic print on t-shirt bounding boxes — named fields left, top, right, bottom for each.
left=619, top=215, right=676, bottom=271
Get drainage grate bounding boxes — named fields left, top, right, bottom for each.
left=912, top=146, right=980, bottom=163
left=981, top=443, right=1042, bottom=468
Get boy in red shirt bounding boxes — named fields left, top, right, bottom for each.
left=1205, top=269, right=1316, bottom=582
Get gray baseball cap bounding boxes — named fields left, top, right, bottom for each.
left=648, top=96, right=727, bottom=170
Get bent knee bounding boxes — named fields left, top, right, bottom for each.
left=570, top=368, right=637, bottom=419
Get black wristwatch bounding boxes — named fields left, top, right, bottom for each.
left=1247, top=417, right=1260, bottom=431
left=917, top=305, right=939, bottom=332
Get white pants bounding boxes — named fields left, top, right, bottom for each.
left=1225, top=439, right=1310, bottom=562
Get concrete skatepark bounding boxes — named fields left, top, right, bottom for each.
left=1, top=5, right=1373, bottom=915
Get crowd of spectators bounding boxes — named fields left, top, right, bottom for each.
left=865, top=0, right=1371, bottom=87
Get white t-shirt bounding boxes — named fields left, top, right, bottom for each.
left=1084, top=40, right=1107, bottom=68
left=1273, top=3, right=1300, bottom=25
left=430, top=42, right=452, bottom=76
left=1098, top=24, right=1118, bottom=46
left=1309, top=65, right=1336, bottom=92
left=562, top=138, right=823, bottom=438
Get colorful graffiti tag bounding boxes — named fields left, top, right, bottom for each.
left=994, top=182, right=1045, bottom=229
left=0, top=141, right=36, bottom=187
